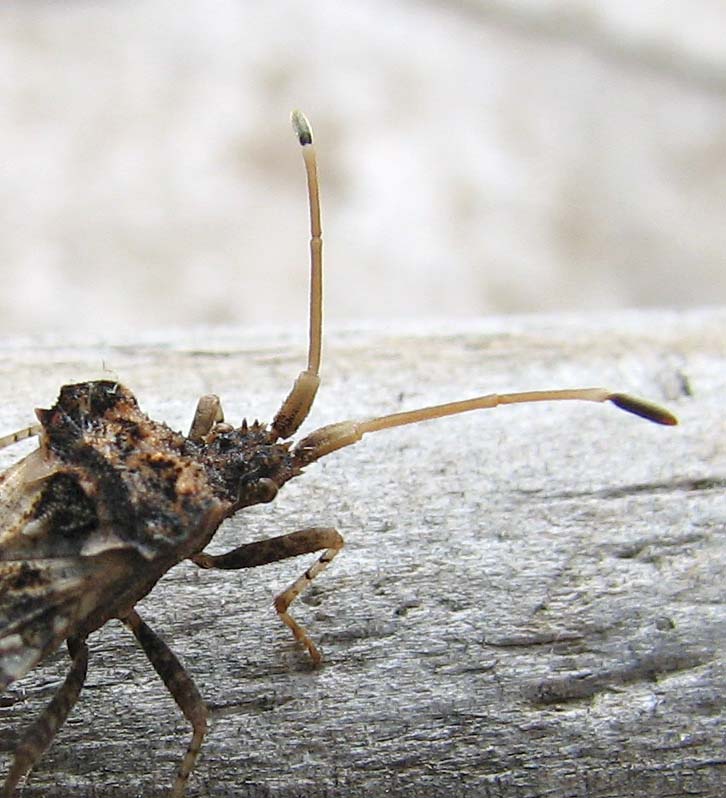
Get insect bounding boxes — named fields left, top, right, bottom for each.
left=0, top=111, right=677, bottom=797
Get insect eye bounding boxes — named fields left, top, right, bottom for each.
left=237, top=477, right=278, bottom=508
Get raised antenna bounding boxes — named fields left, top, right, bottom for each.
left=270, top=111, right=323, bottom=441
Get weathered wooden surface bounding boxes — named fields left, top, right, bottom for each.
left=0, top=309, right=723, bottom=797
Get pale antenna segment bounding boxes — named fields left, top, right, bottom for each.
left=269, top=111, right=323, bottom=440
left=293, top=388, right=677, bottom=465
left=291, top=110, right=322, bottom=376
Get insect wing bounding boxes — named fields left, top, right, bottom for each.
left=0, top=557, right=99, bottom=689
left=0, top=450, right=137, bottom=690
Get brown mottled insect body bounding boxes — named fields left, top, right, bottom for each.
left=0, top=113, right=677, bottom=796
left=0, top=379, right=306, bottom=685
left=0, top=379, right=309, bottom=796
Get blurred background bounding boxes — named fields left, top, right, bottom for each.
left=1, top=0, right=725, bottom=337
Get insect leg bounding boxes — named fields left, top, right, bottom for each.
left=187, top=394, right=224, bottom=442
left=2, top=636, right=88, bottom=798
left=124, top=609, right=207, bottom=798
left=270, top=112, right=323, bottom=441
left=192, top=526, right=344, bottom=664
left=0, top=424, right=41, bottom=451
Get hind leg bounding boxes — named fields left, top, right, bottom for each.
left=2, top=636, right=88, bottom=797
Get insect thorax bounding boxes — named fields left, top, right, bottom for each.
left=28, top=381, right=297, bottom=560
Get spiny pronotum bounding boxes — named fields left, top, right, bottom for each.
left=0, top=111, right=677, bottom=796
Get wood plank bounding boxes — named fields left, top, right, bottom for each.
left=0, top=309, right=723, bottom=797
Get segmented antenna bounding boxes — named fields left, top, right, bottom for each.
left=270, top=111, right=323, bottom=441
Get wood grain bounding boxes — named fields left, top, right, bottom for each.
left=0, top=309, right=723, bottom=797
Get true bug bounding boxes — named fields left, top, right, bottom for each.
left=0, top=112, right=676, bottom=797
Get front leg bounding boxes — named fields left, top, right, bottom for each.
left=192, top=527, right=344, bottom=664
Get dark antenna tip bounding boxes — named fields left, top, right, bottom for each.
left=291, top=110, right=313, bottom=146
left=609, top=393, right=678, bottom=426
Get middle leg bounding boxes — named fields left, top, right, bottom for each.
left=124, top=609, right=207, bottom=798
